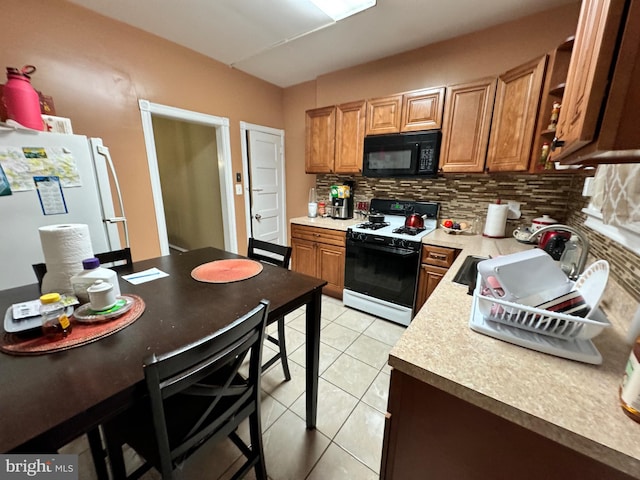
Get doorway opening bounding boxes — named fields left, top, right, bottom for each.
left=139, top=100, right=237, bottom=255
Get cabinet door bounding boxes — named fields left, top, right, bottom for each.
left=317, top=243, right=345, bottom=298
left=416, top=264, right=448, bottom=311
left=486, top=56, right=547, bottom=172
left=305, top=106, right=335, bottom=173
left=335, top=100, right=366, bottom=173
left=366, top=95, right=403, bottom=135
left=291, top=237, right=317, bottom=278
left=440, top=78, right=496, bottom=173
left=401, top=87, right=445, bottom=132
left=529, top=37, right=574, bottom=173
left=554, top=0, right=627, bottom=159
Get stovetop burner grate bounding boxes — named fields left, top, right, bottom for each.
left=356, top=222, right=390, bottom=230
left=392, top=226, right=426, bottom=236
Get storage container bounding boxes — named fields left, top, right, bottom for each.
left=70, top=257, right=120, bottom=304
left=477, top=249, right=572, bottom=306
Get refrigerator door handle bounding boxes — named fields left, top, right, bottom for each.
left=94, top=142, right=130, bottom=248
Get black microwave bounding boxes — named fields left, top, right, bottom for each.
left=362, top=131, right=441, bottom=177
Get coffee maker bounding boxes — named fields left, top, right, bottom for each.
left=330, top=183, right=354, bottom=219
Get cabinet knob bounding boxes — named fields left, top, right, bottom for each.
left=551, top=137, right=565, bottom=151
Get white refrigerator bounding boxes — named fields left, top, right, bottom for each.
left=0, top=127, right=127, bottom=290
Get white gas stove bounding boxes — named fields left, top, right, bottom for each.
left=344, top=199, right=440, bottom=326
left=350, top=215, right=438, bottom=242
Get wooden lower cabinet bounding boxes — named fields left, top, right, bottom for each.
left=416, top=264, right=447, bottom=309
left=381, top=369, right=635, bottom=480
left=291, top=224, right=345, bottom=299
left=415, top=245, right=459, bottom=311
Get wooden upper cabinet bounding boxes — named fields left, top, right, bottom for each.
left=486, top=55, right=548, bottom=172
left=401, top=87, right=445, bottom=132
left=529, top=37, right=574, bottom=173
left=554, top=0, right=640, bottom=164
left=366, top=95, right=403, bottom=135
left=440, top=78, right=497, bottom=173
left=335, top=100, right=366, bottom=173
left=305, top=106, right=335, bottom=173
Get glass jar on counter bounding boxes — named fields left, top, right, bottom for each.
left=40, top=293, right=73, bottom=339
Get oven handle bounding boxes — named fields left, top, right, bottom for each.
left=348, top=241, right=418, bottom=257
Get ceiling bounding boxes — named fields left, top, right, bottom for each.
left=66, top=0, right=577, bottom=88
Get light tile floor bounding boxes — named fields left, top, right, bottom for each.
left=61, top=295, right=406, bottom=479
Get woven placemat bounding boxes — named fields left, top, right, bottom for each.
left=191, top=259, right=263, bottom=283
left=0, top=294, right=145, bottom=356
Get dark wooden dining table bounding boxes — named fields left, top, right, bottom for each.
left=0, top=247, right=326, bottom=459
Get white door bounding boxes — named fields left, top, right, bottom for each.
left=242, top=124, right=286, bottom=245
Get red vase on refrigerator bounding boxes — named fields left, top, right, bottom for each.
left=3, top=65, right=43, bottom=130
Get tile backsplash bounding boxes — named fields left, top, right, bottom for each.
left=317, top=172, right=640, bottom=303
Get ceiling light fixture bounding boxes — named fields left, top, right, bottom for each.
left=309, top=0, right=376, bottom=21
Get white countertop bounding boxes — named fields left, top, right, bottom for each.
left=290, top=216, right=359, bottom=231
left=390, top=229, right=640, bottom=478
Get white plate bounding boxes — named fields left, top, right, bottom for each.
left=574, top=260, right=609, bottom=318
left=513, top=227, right=536, bottom=244
left=72, top=296, right=134, bottom=323
left=4, top=305, right=74, bottom=333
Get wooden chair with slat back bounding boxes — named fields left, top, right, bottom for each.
left=101, top=300, right=270, bottom=480
left=32, top=247, right=133, bottom=292
left=247, top=238, right=292, bottom=381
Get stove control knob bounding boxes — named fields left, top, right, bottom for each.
left=357, top=233, right=367, bottom=242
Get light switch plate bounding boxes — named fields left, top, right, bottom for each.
left=235, top=184, right=243, bottom=195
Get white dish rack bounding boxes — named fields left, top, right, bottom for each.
left=475, top=290, right=610, bottom=340
left=469, top=266, right=611, bottom=364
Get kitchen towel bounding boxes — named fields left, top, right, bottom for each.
left=483, top=204, right=509, bottom=238
left=39, top=224, right=94, bottom=295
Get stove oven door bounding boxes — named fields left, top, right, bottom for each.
left=345, top=239, right=421, bottom=309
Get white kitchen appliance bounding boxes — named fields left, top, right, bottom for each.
left=0, top=126, right=127, bottom=290
left=344, top=198, right=439, bottom=326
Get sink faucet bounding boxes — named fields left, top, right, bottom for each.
left=527, top=224, right=590, bottom=280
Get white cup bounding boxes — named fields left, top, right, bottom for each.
left=87, top=280, right=117, bottom=311
left=308, top=202, right=318, bottom=218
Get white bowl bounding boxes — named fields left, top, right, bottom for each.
left=574, top=260, right=609, bottom=318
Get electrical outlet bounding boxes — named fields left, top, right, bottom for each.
left=235, top=184, right=243, bottom=195
left=582, top=177, right=594, bottom=197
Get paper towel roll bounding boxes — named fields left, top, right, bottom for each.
left=483, top=204, right=509, bottom=238
left=39, top=224, right=94, bottom=294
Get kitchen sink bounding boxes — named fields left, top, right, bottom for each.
left=452, top=255, right=488, bottom=292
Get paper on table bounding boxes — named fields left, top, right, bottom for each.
left=122, top=268, right=169, bottom=285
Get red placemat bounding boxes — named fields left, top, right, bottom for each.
left=0, top=295, right=145, bottom=356
left=191, top=259, right=263, bottom=283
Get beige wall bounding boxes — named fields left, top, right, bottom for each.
left=3, top=0, right=284, bottom=260
left=313, top=3, right=581, bottom=106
